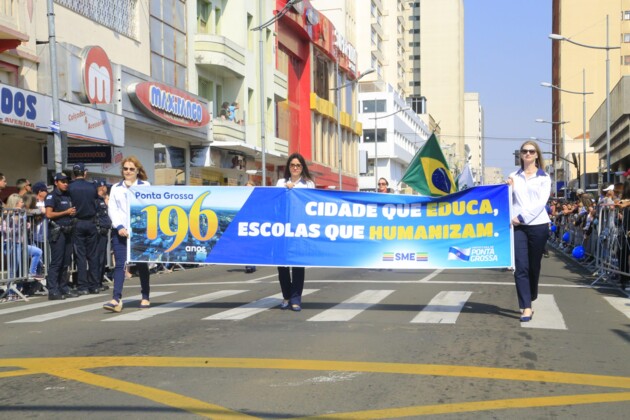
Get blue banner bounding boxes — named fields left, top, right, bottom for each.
left=128, top=185, right=513, bottom=269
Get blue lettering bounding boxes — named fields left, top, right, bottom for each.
left=14, top=92, right=25, bottom=117
left=1, top=87, right=12, bottom=115
left=26, top=95, right=36, bottom=119
left=395, top=253, right=416, bottom=261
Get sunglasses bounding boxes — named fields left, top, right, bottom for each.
left=123, top=167, right=137, bottom=172
left=289, top=163, right=302, bottom=169
left=520, top=149, right=537, bottom=155
left=378, top=182, right=387, bottom=186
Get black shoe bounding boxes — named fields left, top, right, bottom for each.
left=88, top=289, right=100, bottom=294
left=63, top=290, right=79, bottom=298
left=99, top=284, right=110, bottom=291
left=76, top=290, right=90, bottom=296
left=48, top=294, right=66, bottom=301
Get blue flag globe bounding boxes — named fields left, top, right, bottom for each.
left=431, top=168, right=453, bottom=194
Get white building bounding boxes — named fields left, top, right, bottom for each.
left=357, top=81, right=430, bottom=192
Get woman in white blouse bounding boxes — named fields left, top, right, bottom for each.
left=275, top=153, right=314, bottom=311
left=103, top=156, right=152, bottom=313
left=506, top=140, right=551, bottom=322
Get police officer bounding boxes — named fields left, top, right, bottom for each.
left=68, top=163, right=100, bottom=294
left=45, top=173, right=78, bottom=300
left=94, top=179, right=112, bottom=291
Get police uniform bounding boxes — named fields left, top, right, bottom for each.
left=68, top=164, right=100, bottom=294
left=94, top=181, right=112, bottom=289
left=45, top=174, right=76, bottom=299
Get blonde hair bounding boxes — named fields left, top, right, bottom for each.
left=6, top=193, right=23, bottom=208
left=120, top=156, right=148, bottom=181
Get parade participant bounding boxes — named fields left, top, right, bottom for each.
left=0, top=172, right=6, bottom=209
left=103, top=157, right=151, bottom=312
left=275, top=153, right=314, bottom=312
left=94, top=179, right=112, bottom=291
left=506, top=140, right=551, bottom=322
left=377, top=177, right=390, bottom=193
left=68, top=163, right=100, bottom=295
left=45, top=173, right=78, bottom=300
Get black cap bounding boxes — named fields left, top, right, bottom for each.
left=72, top=163, right=86, bottom=172
left=32, top=182, right=48, bottom=193
left=54, top=173, right=69, bottom=181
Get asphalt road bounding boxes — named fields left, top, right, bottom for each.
left=1, top=250, right=629, bottom=419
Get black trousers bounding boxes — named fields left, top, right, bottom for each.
left=47, top=232, right=73, bottom=296
left=277, top=266, right=305, bottom=305
left=513, top=224, right=548, bottom=309
left=73, top=219, right=99, bottom=291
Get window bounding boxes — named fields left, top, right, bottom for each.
left=624, top=33, right=630, bottom=43
left=314, top=56, right=329, bottom=99
left=362, top=99, right=386, bottom=113
left=150, top=0, right=187, bottom=89
left=623, top=55, right=630, bottom=65
left=623, top=10, right=630, bottom=20
left=363, top=128, right=387, bottom=143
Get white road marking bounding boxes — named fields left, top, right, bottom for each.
left=603, top=296, right=630, bottom=320
left=203, top=289, right=319, bottom=320
left=103, top=290, right=247, bottom=321
left=418, top=269, right=444, bottom=282
left=521, top=294, right=567, bottom=330
left=6, top=292, right=174, bottom=323
left=0, top=294, right=102, bottom=316
left=411, top=291, right=472, bottom=324
left=308, top=290, right=394, bottom=322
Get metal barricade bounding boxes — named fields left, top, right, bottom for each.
left=1, top=207, right=29, bottom=300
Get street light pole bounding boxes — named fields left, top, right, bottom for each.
left=541, top=73, right=593, bottom=189
left=549, top=15, right=620, bottom=184
left=536, top=118, right=570, bottom=196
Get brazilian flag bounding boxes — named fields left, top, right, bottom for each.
left=401, top=133, right=456, bottom=197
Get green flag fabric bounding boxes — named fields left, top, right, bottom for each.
left=401, top=133, right=457, bottom=196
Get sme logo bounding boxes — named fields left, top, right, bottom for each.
left=382, top=252, right=428, bottom=262
left=82, top=46, right=113, bottom=104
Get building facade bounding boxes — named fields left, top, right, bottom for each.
left=464, top=92, right=483, bottom=185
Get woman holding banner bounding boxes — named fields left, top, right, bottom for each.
left=276, top=153, right=315, bottom=312
left=506, top=140, right=551, bottom=322
left=103, top=156, right=152, bottom=313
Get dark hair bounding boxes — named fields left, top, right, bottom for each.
left=16, top=178, right=29, bottom=189
left=518, top=140, right=545, bottom=170
left=282, top=153, right=312, bottom=182
left=378, top=177, right=389, bottom=186
left=622, top=179, right=630, bottom=200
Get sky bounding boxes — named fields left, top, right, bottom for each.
left=464, top=0, right=552, bottom=178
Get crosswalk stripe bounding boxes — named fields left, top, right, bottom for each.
left=104, top=290, right=247, bottom=322
left=308, top=290, right=395, bottom=322
left=521, top=294, right=567, bottom=330
left=410, top=291, right=472, bottom=324
left=603, top=296, right=630, bottom=320
left=0, top=294, right=102, bottom=316
left=6, top=292, right=174, bottom=323
left=203, top=289, right=319, bottom=320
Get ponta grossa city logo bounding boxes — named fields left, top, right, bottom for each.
left=82, top=46, right=113, bottom=104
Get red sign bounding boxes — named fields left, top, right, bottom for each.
left=128, top=82, right=210, bottom=128
left=82, top=46, right=113, bottom=104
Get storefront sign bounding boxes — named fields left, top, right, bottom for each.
left=127, top=82, right=210, bottom=128
left=0, top=83, right=51, bottom=132
left=44, top=145, right=113, bottom=164
left=60, top=100, right=125, bottom=146
left=81, top=46, right=113, bottom=104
